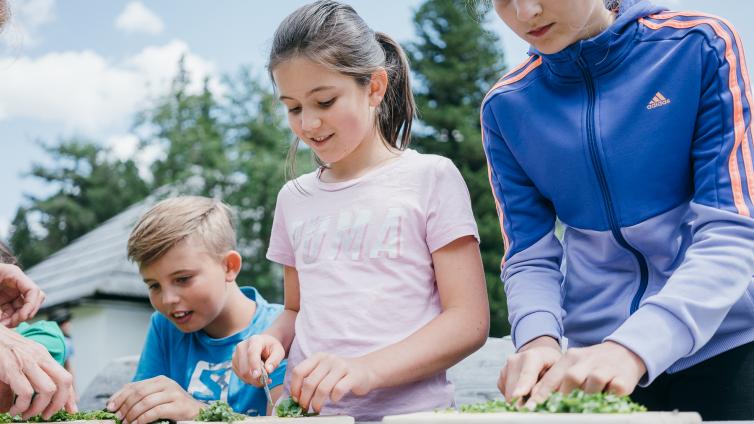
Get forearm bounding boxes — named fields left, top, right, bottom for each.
left=264, top=309, right=297, bottom=354
left=360, top=304, right=488, bottom=391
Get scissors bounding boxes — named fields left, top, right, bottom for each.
left=260, top=366, right=275, bottom=413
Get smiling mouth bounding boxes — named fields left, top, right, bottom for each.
left=171, top=311, right=193, bottom=323
left=310, top=134, right=333, bottom=144
left=528, top=23, right=554, bottom=37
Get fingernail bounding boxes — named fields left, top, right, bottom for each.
left=252, top=369, right=260, bottom=379
left=266, top=363, right=274, bottom=373
left=106, top=402, right=113, bottom=411
left=524, top=401, right=535, bottom=410
left=116, top=412, right=123, bottom=420
left=292, top=396, right=298, bottom=403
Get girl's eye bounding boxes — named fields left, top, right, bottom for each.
left=319, top=98, right=336, bottom=108
left=288, top=106, right=301, bottom=114
left=176, top=276, right=192, bottom=284
left=148, top=283, right=160, bottom=291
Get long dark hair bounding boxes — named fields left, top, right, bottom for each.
left=268, top=0, right=415, bottom=180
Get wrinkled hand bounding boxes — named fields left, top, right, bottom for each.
left=232, top=334, right=285, bottom=387
left=498, top=336, right=562, bottom=404
left=107, top=376, right=204, bottom=424
left=525, top=341, right=647, bottom=409
left=0, top=326, right=76, bottom=419
left=290, top=353, right=376, bottom=413
left=0, top=265, right=45, bottom=328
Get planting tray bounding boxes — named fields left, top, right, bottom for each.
left=381, top=411, right=702, bottom=423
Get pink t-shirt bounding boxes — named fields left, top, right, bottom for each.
left=266, top=149, right=479, bottom=421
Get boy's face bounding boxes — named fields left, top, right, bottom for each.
left=140, top=236, right=234, bottom=335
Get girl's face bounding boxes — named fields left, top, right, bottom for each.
left=493, top=0, right=613, bottom=54
left=273, top=57, right=385, bottom=167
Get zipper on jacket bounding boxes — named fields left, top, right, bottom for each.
left=576, top=58, right=649, bottom=314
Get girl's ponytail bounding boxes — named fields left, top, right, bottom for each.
left=375, top=32, right=415, bottom=150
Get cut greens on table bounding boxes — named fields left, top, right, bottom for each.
left=456, top=390, right=647, bottom=414
left=275, top=398, right=319, bottom=418
left=195, top=401, right=247, bottom=423
left=0, top=410, right=120, bottom=423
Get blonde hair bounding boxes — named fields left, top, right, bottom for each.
left=0, top=0, right=8, bottom=30
left=127, top=196, right=237, bottom=268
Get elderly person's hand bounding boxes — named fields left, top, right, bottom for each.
left=0, top=325, right=76, bottom=418
left=0, top=264, right=45, bottom=328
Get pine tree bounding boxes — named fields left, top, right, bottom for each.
left=406, top=0, right=510, bottom=335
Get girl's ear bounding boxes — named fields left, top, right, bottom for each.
left=223, top=250, right=242, bottom=282
left=368, top=67, right=389, bottom=107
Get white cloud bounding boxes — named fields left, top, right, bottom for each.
left=0, top=40, right=220, bottom=135
left=115, top=1, right=164, bottom=35
left=2, top=0, right=56, bottom=48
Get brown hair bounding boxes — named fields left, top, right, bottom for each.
left=0, top=240, right=18, bottom=266
left=0, top=0, right=8, bottom=31
left=127, top=196, right=237, bottom=268
left=268, top=0, right=415, bottom=179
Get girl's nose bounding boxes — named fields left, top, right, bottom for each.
left=515, top=0, right=542, bottom=22
left=301, top=112, right=322, bottom=131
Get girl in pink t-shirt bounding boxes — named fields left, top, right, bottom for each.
left=232, top=0, right=489, bottom=420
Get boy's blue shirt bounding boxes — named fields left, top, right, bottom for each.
left=133, top=286, right=286, bottom=416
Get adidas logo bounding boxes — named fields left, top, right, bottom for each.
left=647, top=92, right=671, bottom=109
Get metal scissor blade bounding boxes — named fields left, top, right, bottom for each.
left=261, top=367, right=275, bottom=413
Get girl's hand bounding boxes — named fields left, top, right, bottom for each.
left=290, top=353, right=377, bottom=413
left=106, top=376, right=204, bottom=424
left=525, top=341, right=646, bottom=410
left=498, top=336, right=562, bottom=404
left=232, top=334, right=285, bottom=387
left=0, top=264, right=45, bottom=327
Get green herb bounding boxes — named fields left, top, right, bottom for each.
left=195, top=401, right=246, bottom=423
left=455, top=390, right=647, bottom=414
left=0, top=410, right=120, bottom=423
left=274, top=398, right=318, bottom=418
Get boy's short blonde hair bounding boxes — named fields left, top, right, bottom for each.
left=127, top=196, right=237, bottom=268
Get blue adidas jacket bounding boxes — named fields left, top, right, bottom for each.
left=481, top=0, right=754, bottom=385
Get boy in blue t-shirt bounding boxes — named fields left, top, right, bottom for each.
left=107, top=196, right=286, bottom=422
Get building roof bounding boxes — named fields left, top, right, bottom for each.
left=26, top=198, right=155, bottom=308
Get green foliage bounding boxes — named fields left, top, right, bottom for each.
left=455, top=390, right=647, bottom=414
left=405, top=0, right=509, bottom=335
left=275, top=398, right=318, bottom=418
left=0, top=409, right=120, bottom=423
left=196, top=401, right=246, bottom=423
left=8, top=140, right=149, bottom=269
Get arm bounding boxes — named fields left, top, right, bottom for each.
left=232, top=265, right=298, bottom=386
left=289, top=235, right=489, bottom=412
left=606, top=22, right=754, bottom=384
left=481, top=99, right=565, bottom=400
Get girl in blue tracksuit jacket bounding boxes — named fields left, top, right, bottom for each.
left=482, top=0, right=754, bottom=420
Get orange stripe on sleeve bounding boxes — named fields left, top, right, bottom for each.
left=640, top=15, right=751, bottom=216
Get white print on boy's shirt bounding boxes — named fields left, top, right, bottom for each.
left=291, top=207, right=406, bottom=263
left=188, top=360, right=231, bottom=402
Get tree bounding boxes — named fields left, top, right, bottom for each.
left=135, top=62, right=294, bottom=301
left=9, top=140, right=149, bottom=268
left=405, top=0, right=510, bottom=335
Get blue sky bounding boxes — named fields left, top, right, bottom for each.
left=0, top=0, right=751, bottom=241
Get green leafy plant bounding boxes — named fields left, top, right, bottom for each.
left=195, top=401, right=246, bottom=423
left=275, top=398, right=318, bottom=418
left=456, top=390, right=647, bottom=414
left=0, top=410, right=120, bottom=423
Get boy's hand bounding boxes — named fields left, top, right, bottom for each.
left=232, top=334, right=285, bottom=387
left=0, top=326, right=76, bottom=419
left=498, top=336, right=562, bottom=404
left=106, top=376, right=204, bottom=424
left=290, top=353, right=377, bottom=413
left=0, top=264, right=45, bottom=327
left=525, top=341, right=647, bottom=409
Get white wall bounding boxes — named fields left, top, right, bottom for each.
left=67, top=299, right=154, bottom=393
